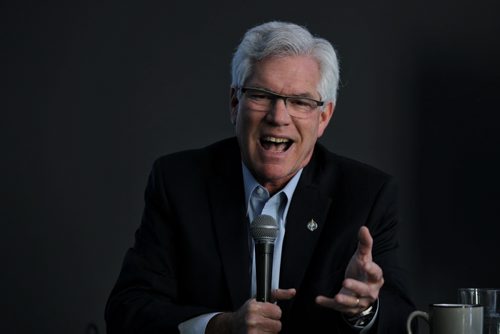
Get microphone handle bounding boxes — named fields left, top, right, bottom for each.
left=255, top=242, right=274, bottom=302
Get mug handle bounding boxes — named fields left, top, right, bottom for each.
left=406, top=310, right=429, bottom=334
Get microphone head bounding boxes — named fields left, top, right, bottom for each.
left=250, top=214, right=278, bottom=243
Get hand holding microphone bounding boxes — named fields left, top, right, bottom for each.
left=206, top=214, right=295, bottom=333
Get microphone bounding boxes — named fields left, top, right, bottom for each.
left=250, top=214, right=279, bottom=302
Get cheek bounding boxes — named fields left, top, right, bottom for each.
left=299, top=120, right=322, bottom=143
left=238, top=111, right=261, bottom=133
left=235, top=113, right=254, bottom=144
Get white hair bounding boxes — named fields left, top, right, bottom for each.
left=231, top=21, right=340, bottom=103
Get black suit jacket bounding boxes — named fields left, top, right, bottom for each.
left=105, top=137, right=415, bottom=333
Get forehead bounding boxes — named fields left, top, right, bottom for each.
left=247, top=55, right=321, bottom=95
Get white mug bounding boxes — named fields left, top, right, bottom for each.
left=407, top=303, right=483, bottom=334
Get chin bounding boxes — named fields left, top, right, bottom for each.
left=258, top=168, right=292, bottom=184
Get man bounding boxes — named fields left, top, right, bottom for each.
left=105, top=21, right=416, bottom=333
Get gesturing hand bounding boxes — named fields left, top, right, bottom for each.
left=315, top=226, right=384, bottom=316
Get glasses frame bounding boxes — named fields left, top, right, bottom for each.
left=239, top=86, right=324, bottom=116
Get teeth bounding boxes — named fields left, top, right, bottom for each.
left=263, top=136, right=289, bottom=143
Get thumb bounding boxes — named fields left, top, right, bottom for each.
left=356, top=226, right=373, bottom=260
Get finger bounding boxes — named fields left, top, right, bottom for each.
left=315, top=293, right=366, bottom=315
left=315, top=295, right=338, bottom=309
left=343, top=278, right=369, bottom=295
left=343, top=279, right=380, bottom=303
left=245, top=303, right=283, bottom=332
left=272, top=288, right=296, bottom=301
left=257, top=301, right=283, bottom=320
left=356, top=226, right=373, bottom=259
left=335, top=293, right=364, bottom=308
left=363, top=261, right=384, bottom=282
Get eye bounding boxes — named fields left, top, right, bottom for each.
left=289, top=98, right=314, bottom=108
left=247, top=91, right=272, bottom=101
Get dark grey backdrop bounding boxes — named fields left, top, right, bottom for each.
left=2, top=1, right=500, bottom=333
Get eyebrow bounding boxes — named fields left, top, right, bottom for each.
left=249, top=86, right=319, bottom=100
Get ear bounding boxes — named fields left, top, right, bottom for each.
left=317, top=101, right=335, bottom=137
left=229, top=87, right=239, bottom=125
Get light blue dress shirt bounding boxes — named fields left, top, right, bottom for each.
left=178, top=162, right=377, bottom=333
left=242, top=163, right=302, bottom=297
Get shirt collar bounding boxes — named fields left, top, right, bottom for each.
left=242, top=162, right=303, bottom=213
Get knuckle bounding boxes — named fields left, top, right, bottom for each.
left=245, top=313, right=258, bottom=327
left=275, top=321, right=282, bottom=332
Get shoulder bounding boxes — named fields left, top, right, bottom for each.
left=152, top=137, right=239, bottom=174
left=314, top=143, right=391, bottom=180
left=307, top=143, right=395, bottom=195
left=143, top=137, right=240, bottom=196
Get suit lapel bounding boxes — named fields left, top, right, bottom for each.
left=279, top=149, right=336, bottom=290
left=279, top=185, right=332, bottom=290
left=207, top=140, right=251, bottom=309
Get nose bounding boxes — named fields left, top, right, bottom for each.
left=265, top=97, right=291, bottom=125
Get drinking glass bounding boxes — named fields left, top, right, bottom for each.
left=458, top=288, right=500, bottom=334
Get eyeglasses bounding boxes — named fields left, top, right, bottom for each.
left=239, top=87, right=324, bottom=118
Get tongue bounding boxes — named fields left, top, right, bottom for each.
left=262, top=142, right=288, bottom=152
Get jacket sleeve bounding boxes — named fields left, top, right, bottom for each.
left=105, top=159, right=215, bottom=334
left=367, top=177, right=417, bottom=333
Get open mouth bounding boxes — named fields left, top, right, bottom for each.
left=260, top=136, right=293, bottom=152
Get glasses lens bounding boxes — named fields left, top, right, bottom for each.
left=287, top=97, right=317, bottom=116
left=242, top=88, right=321, bottom=117
left=244, top=89, right=272, bottom=109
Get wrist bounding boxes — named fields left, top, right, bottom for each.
left=345, top=301, right=377, bottom=327
left=206, top=312, right=232, bottom=334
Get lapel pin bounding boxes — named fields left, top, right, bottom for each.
left=306, top=219, right=318, bottom=231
